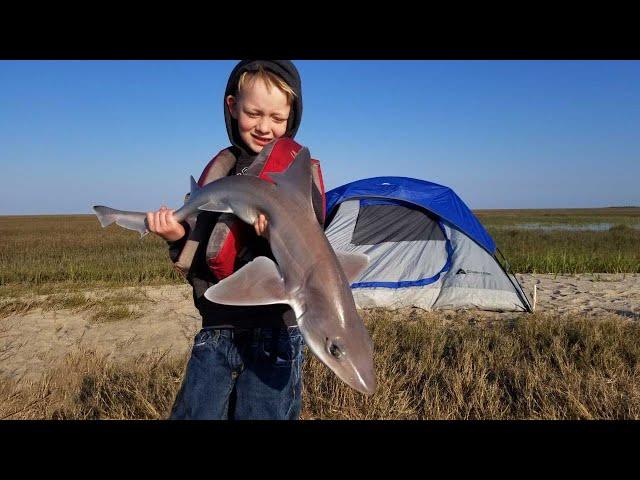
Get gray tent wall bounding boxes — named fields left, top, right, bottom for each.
left=325, top=199, right=531, bottom=312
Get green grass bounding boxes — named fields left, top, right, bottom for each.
left=474, top=207, right=640, bottom=227
left=489, top=224, right=640, bottom=273
left=0, top=215, right=183, bottom=286
left=1, top=208, right=639, bottom=288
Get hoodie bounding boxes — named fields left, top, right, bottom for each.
left=168, top=60, right=323, bottom=330
left=224, top=60, right=303, bottom=155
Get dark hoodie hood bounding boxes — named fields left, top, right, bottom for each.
left=224, top=60, right=303, bottom=155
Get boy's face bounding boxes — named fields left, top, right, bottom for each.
left=226, top=78, right=292, bottom=154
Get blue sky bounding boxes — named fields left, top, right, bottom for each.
left=1, top=60, right=638, bottom=214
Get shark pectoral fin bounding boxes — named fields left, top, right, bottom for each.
left=203, top=256, right=289, bottom=306
left=198, top=201, right=233, bottom=213
left=335, top=251, right=370, bottom=283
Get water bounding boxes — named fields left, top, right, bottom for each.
left=496, top=223, right=640, bottom=232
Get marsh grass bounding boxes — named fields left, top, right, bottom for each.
left=475, top=207, right=640, bottom=227
left=0, top=215, right=182, bottom=286
left=489, top=225, right=640, bottom=273
left=2, top=210, right=639, bottom=285
left=2, top=311, right=639, bottom=420
left=475, top=207, right=640, bottom=273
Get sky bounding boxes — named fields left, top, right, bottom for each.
left=1, top=60, right=639, bottom=215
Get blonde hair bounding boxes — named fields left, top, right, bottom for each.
left=237, top=66, right=297, bottom=105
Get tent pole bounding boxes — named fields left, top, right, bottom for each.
left=496, top=247, right=533, bottom=313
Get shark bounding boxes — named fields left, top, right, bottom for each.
left=93, top=147, right=376, bottom=395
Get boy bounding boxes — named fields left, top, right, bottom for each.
left=147, top=60, right=325, bottom=420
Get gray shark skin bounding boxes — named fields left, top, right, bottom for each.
left=93, top=147, right=376, bottom=395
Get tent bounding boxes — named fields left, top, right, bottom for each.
left=324, top=177, right=532, bottom=312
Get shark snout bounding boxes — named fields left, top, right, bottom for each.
left=351, top=364, right=377, bottom=396
left=332, top=339, right=376, bottom=396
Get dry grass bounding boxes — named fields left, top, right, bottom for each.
left=0, top=348, right=185, bottom=420
left=301, top=310, right=640, bottom=419
left=0, top=288, right=148, bottom=322
left=2, top=310, right=639, bottom=420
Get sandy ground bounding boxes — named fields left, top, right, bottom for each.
left=1, top=273, right=639, bottom=384
left=518, top=273, right=640, bottom=320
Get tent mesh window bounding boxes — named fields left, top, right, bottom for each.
left=351, top=203, right=445, bottom=245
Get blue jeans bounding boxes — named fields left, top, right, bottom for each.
left=169, top=326, right=305, bottom=420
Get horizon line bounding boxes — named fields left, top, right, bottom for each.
left=1, top=205, right=639, bottom=217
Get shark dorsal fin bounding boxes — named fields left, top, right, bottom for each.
left=267, top=147, right=314, bottom=216
left=190, top=176, right=201, bottom=197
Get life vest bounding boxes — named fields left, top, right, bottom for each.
left=173, top=138, right=325, bottom=281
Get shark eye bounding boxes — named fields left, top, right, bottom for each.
left=326, top=338, right=344, bottom=359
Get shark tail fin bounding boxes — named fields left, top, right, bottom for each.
left=92, top=205, right=149, bottom=238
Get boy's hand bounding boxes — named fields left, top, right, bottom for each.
left=147, top=206, right=186, bottom=242
left=254, top=213, right=269, bottom=239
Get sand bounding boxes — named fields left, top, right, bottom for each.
left=517, top=273, right=640, bottom=320
left=1, top=274, right=639, bottom=384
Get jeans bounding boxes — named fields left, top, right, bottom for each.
left=169, top=326, right=305, bottom=420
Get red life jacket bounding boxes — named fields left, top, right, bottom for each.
left=195, top=138, right=325, bottom=281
